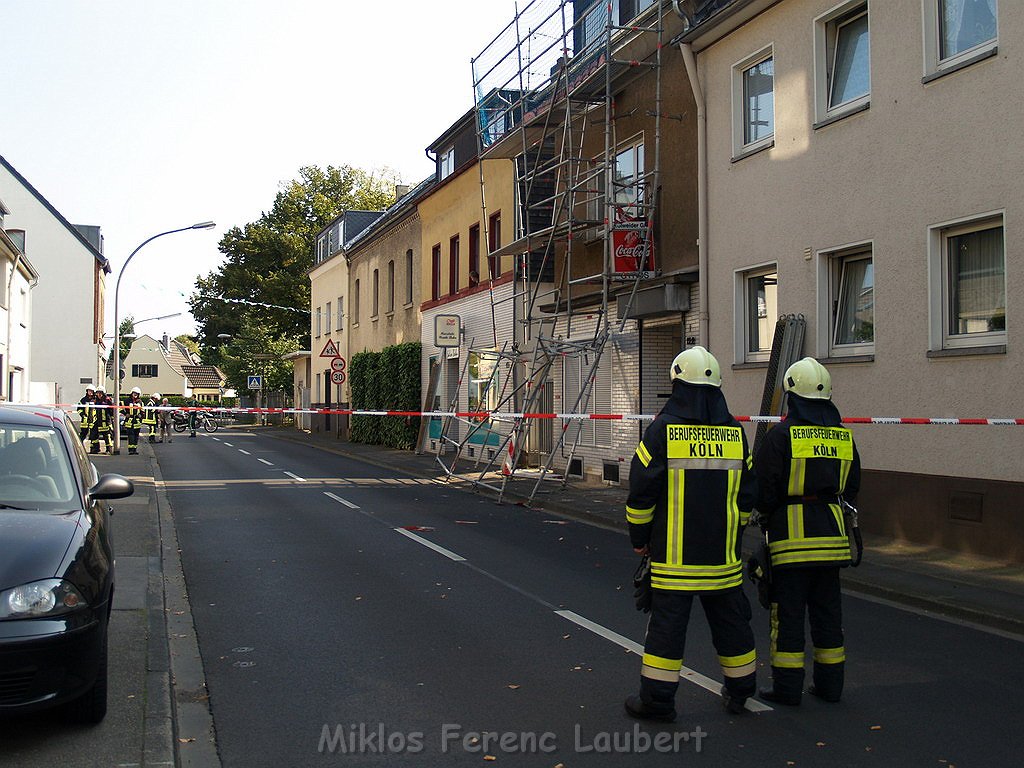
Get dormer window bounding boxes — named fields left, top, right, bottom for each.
left=439, top=147, right=455, bottom=180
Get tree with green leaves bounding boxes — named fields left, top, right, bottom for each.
left=189, top=164, right=399, bottom=365
left=214, top=317, right=301, bottom=394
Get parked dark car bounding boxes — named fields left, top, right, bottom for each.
left=0, top=405, right=133, bottom=723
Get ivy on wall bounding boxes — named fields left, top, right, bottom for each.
left=349, top=341, right=422, bottom=449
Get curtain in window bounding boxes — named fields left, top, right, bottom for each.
left=834, top=258, right=874, bottom=345
left=941, top=0, right=997, bottom=59
left=830, top=12, right=870, bottom=107
left=950, top=226, right=1004, bottom=334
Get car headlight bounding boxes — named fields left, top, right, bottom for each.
left=0, top=579, right=88, bottom=619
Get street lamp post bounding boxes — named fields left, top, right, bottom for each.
left=112, top=221, right=215, bottom=453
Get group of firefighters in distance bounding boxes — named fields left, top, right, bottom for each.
left=76, top=386, right=191, bottom=454
left=625, top=348, right=860, bottom=721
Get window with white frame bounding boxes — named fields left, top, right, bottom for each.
left=315, top=306, right=322, bottom=338
left=815, top=2, right=870, bottom=124
left=325, top=301, right=331, bottom=335
left=733, top=47, right=774, bottom=157
left=924, top=0, right=997, bottom=77
left=929, top=215, right=1005, bottom=350
left=354, top=279, right=360, bottom=324
left=372, top=268, right=379, bottom=318
left=388, top=260, right=395, bottom=313
left=439, top=147, right=455, bottom=180
left=587, top=138, right=645, bottom=233
left=820, top=244, right=874, bottom=356
left=337, top=296, right=344, bottom=330
left=737, top=266, right=778, bottom=362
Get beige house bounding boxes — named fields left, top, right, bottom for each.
left=307, top=183, right=432, bottom=434
left=681, top=0, right=1020, bottom=559
left=107, top=333, right=201, bottom=399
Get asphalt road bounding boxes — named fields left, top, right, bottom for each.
left=157, top=429, right=1024, bottom=767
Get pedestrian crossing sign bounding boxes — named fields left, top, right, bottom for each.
left=248, top=375, right=262, bottom=390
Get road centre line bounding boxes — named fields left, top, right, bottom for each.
left=238, top=449, right=251, bottom=455
left=393, top=528, right=466, bottom=562
left=554, top=610, right=772, bottom=713
left=212, top=437, right=221, bottom=441
left=258, top=458, right=274, bottom=466
left=323, top=491, right=360, bottom=509
left=284, top=471, right=306, bottom=482
left=223, top=442, right=233, bottom=447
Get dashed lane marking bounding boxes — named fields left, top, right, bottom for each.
left=393, top=528, right=466, bottom=562
left=258, top=458, right=273, bottom=466
left=324, top=491, right=360, bottom=509
left=239, top=449, right=251, bottom=455
left=284, top=471, right=306, bottom=482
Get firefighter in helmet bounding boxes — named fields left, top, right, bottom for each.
left=78, top=386, right=96, bottom=445
left=123, top=386, right=145, bottom=455
left=143, top=392, right=161, bottom=443
left=754, top=357, right=861, bottom=705
left=90, top=385, right=112, bottom=454
left=624, top=346, right=759, bottom=721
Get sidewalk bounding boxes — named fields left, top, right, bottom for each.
left=87, top=438, right=218, bottom=768
left=265, top=425, right=1024, bottom=639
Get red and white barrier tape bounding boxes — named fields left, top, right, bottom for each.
left=40, top=403, right=1024, bottom=425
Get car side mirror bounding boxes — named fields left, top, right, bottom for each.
left=88, top=473, right=135, bottom=500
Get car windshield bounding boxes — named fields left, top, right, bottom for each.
left=0, top=424, right=78, bottom=510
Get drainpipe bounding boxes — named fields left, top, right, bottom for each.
left=672, top=3, right=710, bottom=347
left=5, top=253, right=23, bottom=401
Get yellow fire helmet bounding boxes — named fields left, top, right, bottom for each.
left=670, top=346, right=722, bottom=387
left=784, top=357, right=832, bottom=400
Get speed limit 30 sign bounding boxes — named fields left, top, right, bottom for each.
left=331, top=370, right=346, bottom=384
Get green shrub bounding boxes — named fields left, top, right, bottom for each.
left=349, top=341, right=421, bottom=449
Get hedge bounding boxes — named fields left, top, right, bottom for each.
left=349, top=341, right=421, bottom=449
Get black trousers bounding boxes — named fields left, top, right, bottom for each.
left=639, top=587, right=756, bottom=712
left=126, top=427, right=141, bottom=451
left=769, top=566, right=845, bottom=702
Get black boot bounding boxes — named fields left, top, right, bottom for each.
left=624, top=695, right=677, bottom=723
left=759, top=687, right=801, bottom=706
left=808, top=685, right=841, bottom=703
left=721, top=686, right=747, bottom=714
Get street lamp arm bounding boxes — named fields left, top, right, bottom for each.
left=112, top=221, right=215, bottom=454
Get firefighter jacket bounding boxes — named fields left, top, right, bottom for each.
left=123, top=399, right=144, bottom=429
left=142, top=399, right=159, bottom=427
left=754, top=394, right=861, bottom=569
left=95, top=397, right=113, bottom=433
left=626, top=381, right=758, bottom=592
left=78, top=395, right=95, bottom=429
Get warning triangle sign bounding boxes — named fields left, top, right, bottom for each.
left=319, top=339, right=341, bottom=358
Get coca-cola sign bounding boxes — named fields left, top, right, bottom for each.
left=612, top=225, right=655, bottom=275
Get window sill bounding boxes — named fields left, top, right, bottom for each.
left=403, top=302, right=414, bottom=310
left=370, top=315, right=379, bottom=323
left=927, top=344, right=1006, bottom=359
left=385, top=311, right=394, bottom=319
left=922, top=46, right=997, bottom=85
left=819, top=354, right=874, bottom=365
left=813, top=101, right=870, bottom=131
left=732, top=361, right=769, bottom=370
left=731, top=140, right=774, bottom=164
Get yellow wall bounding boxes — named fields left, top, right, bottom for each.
left=417, top=158, right=516, bottom=304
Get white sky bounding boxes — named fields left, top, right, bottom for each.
left=3, top=0, right=519, bottom=341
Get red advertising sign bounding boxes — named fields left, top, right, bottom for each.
left=612, top=221, right=655, bottom=277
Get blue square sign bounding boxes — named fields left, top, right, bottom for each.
left=247, top=375, right=262, bottom=390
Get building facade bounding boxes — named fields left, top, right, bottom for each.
left=0, top=154, right=109, bottom=403
left=683, top=0, right=1020, bottom=559
left=0, top=198, right=38, bottom=403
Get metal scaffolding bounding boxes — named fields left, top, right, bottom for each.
left=437, top=0, right=667, bottom=502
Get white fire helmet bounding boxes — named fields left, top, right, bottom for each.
left=783, top=357, right=832, bottom=400
left=669, top=346, right=722, bottom=388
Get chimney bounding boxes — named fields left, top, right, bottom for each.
left=162, top=333, right=169, bottom=352
left=395, top=184, right=410, bottom=200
